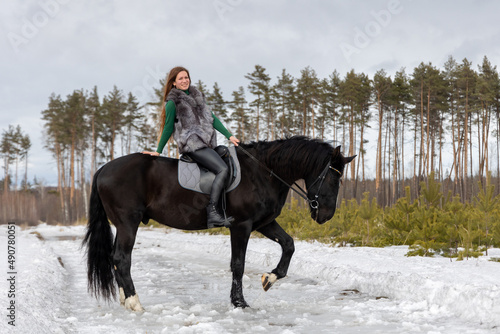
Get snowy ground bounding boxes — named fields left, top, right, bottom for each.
left=1, top=224, right=500, bottom=334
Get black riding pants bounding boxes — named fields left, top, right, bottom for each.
left=189, top=147, right=229, bottom=205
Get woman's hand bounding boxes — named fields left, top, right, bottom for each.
left=229, top=136, right=240, bottom=146
left=142, top=151, right=160, bottom=156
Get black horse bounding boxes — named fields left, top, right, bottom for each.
left=83, top=136, right=355, bottom=311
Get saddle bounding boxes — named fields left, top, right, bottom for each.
left=178, top=146, right=241, bottom=194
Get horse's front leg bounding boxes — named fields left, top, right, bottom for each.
left=230, top=223, right=252, bottom=308
left=257, top=220, right=295, bottom=291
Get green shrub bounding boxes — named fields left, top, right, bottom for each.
left=144, top=177, right=500, bottom=258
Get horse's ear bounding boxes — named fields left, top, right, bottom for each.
left=333, top=146, right=341, bottom=158
left=343, top=155, right=356, bottom=164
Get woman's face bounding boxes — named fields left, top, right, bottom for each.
left=174, top=71, right=190, bottom=90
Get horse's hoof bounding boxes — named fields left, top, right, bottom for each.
left=261, top=273, right=278, bottom=291
left=124, top=294, right=145, bottom=312
left=232, top=300, right=250, bottom=308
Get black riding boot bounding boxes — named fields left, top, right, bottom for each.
left=206, top=170, right=234, bottom=228
left=206, top=201, right=233, bottom=228
left=188, top=147, right=234, bottom=228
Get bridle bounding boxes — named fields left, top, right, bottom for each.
left=238, top=146, right=343, bottom=217
left=306, top=163, right=342, bottom=210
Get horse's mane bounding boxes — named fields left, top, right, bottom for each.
left=239, top=136, right=335, bottom=180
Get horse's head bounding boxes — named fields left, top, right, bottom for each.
left=305, top=146, right=355, bottom=224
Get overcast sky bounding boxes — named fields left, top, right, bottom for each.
left=2, top=0, right=500, bottom=186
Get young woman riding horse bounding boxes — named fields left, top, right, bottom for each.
left=143, top=66, right=240, bottom=228
left=84, top=135, right=355, bottom=311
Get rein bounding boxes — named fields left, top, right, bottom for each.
left=237, top=145, right=342, bottom=211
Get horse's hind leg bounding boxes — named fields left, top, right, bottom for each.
left=112, top=222, right=144, bottom=311
left=111, top=234, right=126, bottom=306
left=257, top=220, right=295, bottom=291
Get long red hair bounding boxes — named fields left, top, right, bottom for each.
left=157, top=66, right=191, bottom=141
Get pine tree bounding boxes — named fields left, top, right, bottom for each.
left=122, top=93, right=142, bottom=155
left=207, top=82, right=229, bottom=122
left=296, top=66, right=319, bottom=137
left=41, top=93, right=68, bottom=218
left=339, top=70, right=371, bottom=198
left=195, top=80, right=208, bottom=96
left=389, top=68, right=412, bottom=201
left=62, top=90, right=88, bottom=220
left=272, top=69, right=296, bottom=137
left=19, top=133, right=31, bottom=191
left=100, top=86, right=127, bottom=160
left=1, top=125, right=18, bottom=192
left=149, top=78, right=170, bottom=155
left=319, top=71, right=341, bottom=142
left=86, top=86, right=101, bottom=177
left=358, top=192, right=380, bottom=245
left=476, top=56, right=500, bottom=186
left=473, top=175, right=499, bottom=255
left=11, top=126, right=24, bottom=191
left=456, top=59, right=478, bottom=201
left=245, top=65, right=271, bottom=140
left=443, top=56, right=462, bottom=196
left=229, top=87, right=250, bottom=141
left=373, top=69, right=392, bottom=204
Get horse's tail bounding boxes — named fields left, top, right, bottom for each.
left=82, top=167, right=116, bottom=301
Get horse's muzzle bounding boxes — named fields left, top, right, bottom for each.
left=312, top=207, right=335, bottom=225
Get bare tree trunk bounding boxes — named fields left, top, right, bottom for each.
left=91, top=110, right=96, bottom=179
left=342, top=115, right=346, bottom=199
left=311, top=99, right=315, bottom=138
left=349, top=104, right=355, bottom=181
left=256, top=99, right=260, bottom=140
left=80, top=150, right=85, bottom=220
left=413, top=116, right=418, bottom=199
left=438, top=112, right=443, bottom=181
left=485, top=109, right=491, bottom=183
left=14, top=156, right=19, bottom=191
left=70, top=130, right=76, bottom=220
left=56, top=144, right=64, bottom=216
left=271, top=107, right=276, bottom=140
left=384, top=114, right=390, bottom=205
left=63, top=155, right=69, bottom=223
left=497, top=113, right=500, bottom=191
left=376, top=94, right=383, bottom=197
left=302, top=98, right=306, bottom=136
left=419, top=81, right=424, bottom=179
left=401, top=108, right=405, bottom=190
left=393, top=108, right=398, bottom=202
left=426, top=88, right=431, bottom=175
left=110, top=122, right=116, bottom=160
left=354, top=122, right=365, bottom=200
left=2, top=155, right=8, bottom=193
left=478, top=107, right=482, bottom=185
left=469, top=112, right=474, bottom=198
left=464, top=83, right=469, bottom=201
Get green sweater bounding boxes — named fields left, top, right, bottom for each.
left=156, top=90, right=233, bottom=153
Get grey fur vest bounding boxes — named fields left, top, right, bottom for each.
left=167, top=86, right=217, bottom=153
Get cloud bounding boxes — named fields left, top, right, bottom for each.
left=1, top=0, right=500, bottom=184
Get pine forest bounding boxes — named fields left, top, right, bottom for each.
left=2, top=56, right=500, bottom=256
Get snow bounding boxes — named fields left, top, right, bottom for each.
left=1, top=223, right=500, bottom=334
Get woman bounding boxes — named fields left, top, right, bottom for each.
left=143, top=66, right=240, bottom=228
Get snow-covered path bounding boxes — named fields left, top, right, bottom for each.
left=1, top=224, right=500, bottom=333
